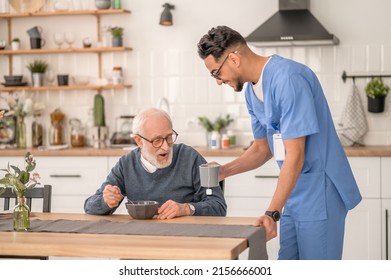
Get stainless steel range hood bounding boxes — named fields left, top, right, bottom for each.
left=245, top=0, right=339, bottom=47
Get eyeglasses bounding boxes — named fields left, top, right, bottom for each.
left=136, top=130, right=178, bottom=148
left=210, top=51, right=238, bottom=80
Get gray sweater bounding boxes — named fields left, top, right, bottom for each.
left=84, top=144, right=227, bottom=216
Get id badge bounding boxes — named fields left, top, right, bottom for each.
left=273, top=133, right=285, bottom=161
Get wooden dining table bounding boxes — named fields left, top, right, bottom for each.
left=0, top=213, right=266, bottom=260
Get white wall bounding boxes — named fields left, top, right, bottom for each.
left=1, top=0, right=391, bottom=147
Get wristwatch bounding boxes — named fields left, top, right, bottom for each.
left=188, top=203, right=195, bottom=215
left=265, top=210, right=280, bottom=222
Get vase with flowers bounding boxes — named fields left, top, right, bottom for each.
left=7, top=94, right=33, bottom=148
left=0, top=152, right=40, bottom=231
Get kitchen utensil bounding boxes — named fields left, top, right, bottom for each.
left=27, top=26, right=43, bottom=38
left=53, top=32, right=64, bottom=49
left=4, top=75, right=23, bottom=83
left=0, top=39, right=6, bottom=50
left=57, top=74, right=69, bottom=86
left=95, top=0, right=111, bottom=9
left=199, top=163, right=220, bottom=188
left=30, top=37, right=45, bottom=49
left=125, top=201, right=159, bottom=219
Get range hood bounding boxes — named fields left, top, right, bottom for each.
left=245, top=0, right=339, bottom=47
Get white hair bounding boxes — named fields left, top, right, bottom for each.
left=132, top=108, right=172, bottom=135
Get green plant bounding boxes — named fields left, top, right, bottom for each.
left=111, top=26, right=124, bottom=37
left=0, top=152, right=40, bottom=198
left=198, top=114, right=234, bottom=133
left=12, top=38, right=20, bottom=42
left=26, top=59, right=48, bottom=73
left=365, top=78, right=390, bottom=99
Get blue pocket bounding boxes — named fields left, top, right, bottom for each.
left=284, top=172, right=327, bottom=221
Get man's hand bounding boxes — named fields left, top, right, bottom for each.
left=254, top=215, right=277, bottom=241
left=157, top=200, right=190, bottom=219
left=103, top=184, right=124, bottom=208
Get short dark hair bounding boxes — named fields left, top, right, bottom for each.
left=197, top=26, right=246, bottom=60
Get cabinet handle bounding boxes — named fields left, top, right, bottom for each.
left=255, top=175, right=279, bottom=179
left=49, top=174, right=81, bottom=178
left=386, top=209, right=389, bottom=260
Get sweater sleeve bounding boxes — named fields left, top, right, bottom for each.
left=84, top=155, right=127, bottom=215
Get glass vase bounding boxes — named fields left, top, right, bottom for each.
left=17, top=116, right=27, bottom=148
left=13, top=196, right=30, bottom=231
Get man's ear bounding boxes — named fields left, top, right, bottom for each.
left=133, top=135, right=143, bottom=148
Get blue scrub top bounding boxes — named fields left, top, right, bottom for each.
left=245, top=55, right=361, bottom=221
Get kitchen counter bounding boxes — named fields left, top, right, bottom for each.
left=1, top=145, right=391, bottom=157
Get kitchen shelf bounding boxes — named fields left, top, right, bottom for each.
left=0, top=84, right=132, bottom=92
left=0, top=9, right=131, bottom=19
left=0, top=8, right=132, bottom=92
left=0, top=47, right=133, bottom=55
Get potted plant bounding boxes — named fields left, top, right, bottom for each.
left=198, top=114, right=234, bottom=148
left=0, top=152, right=40, bottom=231
left=26, top=59, right=49, bottom=87
left=110, top=26, right=124, bottom=47
left=365, top=77, right=389, bottom=113
left=11, top=38, right=20, bottom=50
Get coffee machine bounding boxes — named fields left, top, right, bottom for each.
left=110, top=115, right=136, bottom=147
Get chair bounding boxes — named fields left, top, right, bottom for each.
left=0, top=184, right=52, bottom=260
left=219, top=180, right=225, bottom=194
left=1, top=184, right=52, bottom=213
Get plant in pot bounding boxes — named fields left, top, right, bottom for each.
left=110, top=26, right=124, bottom=47
left=11, top=38, right=20, bottom=50
left=365, top=77, right=389, bottom=113
left=198, top=114, right=234, bottom=148
left=26, top=59, right=48, bottom=87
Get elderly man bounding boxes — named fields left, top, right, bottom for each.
left=84, top=108, right=226, bottom=219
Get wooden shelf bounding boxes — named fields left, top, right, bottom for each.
left=0, top=47, right=133, bottom=55
left=0, top=84, right=132, bottom=92
left=0, top=9, right=131, bottom=19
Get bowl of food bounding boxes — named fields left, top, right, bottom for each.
left=125, top=201, right=159, bottom=219
left=4, top=75, right=23, bottom=83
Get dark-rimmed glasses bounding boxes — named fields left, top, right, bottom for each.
left=210, top=50, right=238, bottom=80
left=136, top=130, right=178, bottom=148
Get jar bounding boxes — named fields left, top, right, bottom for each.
left=112, top=66, right=123, bottom=84
left=221, top=134, right=230, bottom=149
left=69, top=118, right=85, bottom=147
left=50, top=109, right=65, bottom=145
left=32, top=113, right=43, bottom=147
left=227, top=130, right=236, bottom=146
left=210, top=131, right=220, bottom=149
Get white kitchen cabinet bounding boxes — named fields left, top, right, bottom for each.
left=344, top=157, right=382, bottom=259
left=381, top=157, right=391, bottom=259
left=34, top=156, right=108, bottom=213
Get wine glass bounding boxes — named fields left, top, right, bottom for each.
left=45, top=70, right=55, bottom=86
left=53, top=32, right=64, bottom=49
left=65, top=32, right=75, bottom=48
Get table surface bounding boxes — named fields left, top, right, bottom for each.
left=0, top=213, right=258, bottom=260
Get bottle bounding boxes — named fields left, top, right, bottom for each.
left=221, top=134, right=230, bottom=149
left=50, top=109, right=65, bottom=145
left=113, top=0, right=122, bottom=9
left=227, top=130, right=236, bottom=146
left=210, top=131, right=220, bottom=149
left=112, top=66, right=123, bottom=84
left=31, top=112, right=43, bottom=147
